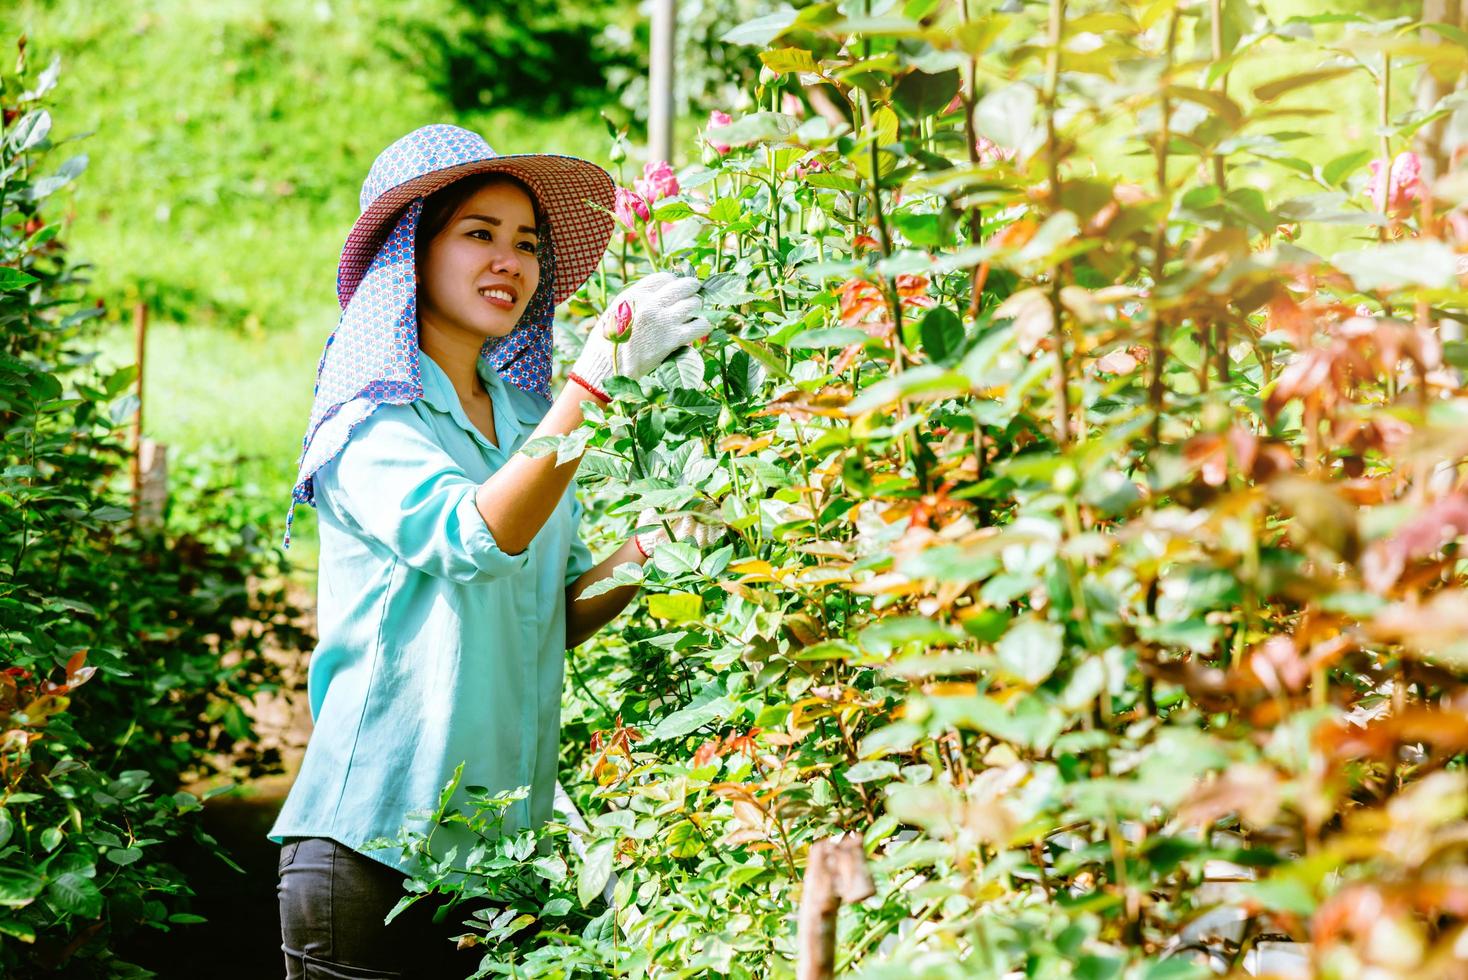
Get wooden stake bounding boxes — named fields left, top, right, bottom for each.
left=796, top=832, right=875, bottom=980
left=130, top=301, right=147, bottom=523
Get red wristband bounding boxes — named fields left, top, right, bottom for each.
left=568, top=372, right=611, bottom=404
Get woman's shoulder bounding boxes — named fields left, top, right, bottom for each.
left=316, top=398, right=434, bottom=480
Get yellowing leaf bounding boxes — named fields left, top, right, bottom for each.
left=759, top=47, right=820, bottom=76
left=648, top=592, right=704, bottom=624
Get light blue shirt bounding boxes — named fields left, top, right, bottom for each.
left=268, top=353, right=594, bottom=874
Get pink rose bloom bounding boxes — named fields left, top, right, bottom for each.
left=793, top=156, right=828, bottom=179
left=706, top=110, right=733, bottom=155
left=614, top=186, right=649, bottom=228
left=976, top=136, right=1016, bottom=166
left=780, top=92, right=805, bottom=119
left=635, top=160, right=679, bottom=203
left=1365, top=151, right=1424, bottom=216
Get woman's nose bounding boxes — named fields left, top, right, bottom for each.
left=488, top=248, right=522, bottom=278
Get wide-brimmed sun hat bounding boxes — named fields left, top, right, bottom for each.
left=284, top=124, right=614, bottom=546
left=337, top=123, right=614, bottom=307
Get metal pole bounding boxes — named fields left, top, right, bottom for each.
left=649, top=0, right=677, bottom=164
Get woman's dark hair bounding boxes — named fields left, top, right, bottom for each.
left=414, top=172, right=546, bottom=263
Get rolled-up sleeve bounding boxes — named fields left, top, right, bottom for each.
left=564, top=494, right=596, bottom=588
left=316, top=403, right=530, bottom=583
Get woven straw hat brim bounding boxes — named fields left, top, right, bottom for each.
left=336, top=153, right=614, bottom=309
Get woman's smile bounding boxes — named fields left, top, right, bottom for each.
left=478, top=283, right=519, bottom=309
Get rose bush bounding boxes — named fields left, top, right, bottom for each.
left=399, top=3, right=1468, bottom=977
left=0, top=46, right=307, bottom=977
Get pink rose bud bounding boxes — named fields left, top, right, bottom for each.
left=1365, top=151, right=1424, bottom=216
left=614, top=186, right=650, bottom=228
left=608, top=300, right=633, bottom=343
left=706, top=109, right=733, bottom=155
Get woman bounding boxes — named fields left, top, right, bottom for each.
left=269, top=124, right=713, bottom=978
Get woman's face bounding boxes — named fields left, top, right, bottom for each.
left=418, top=180, right=541, bottom=342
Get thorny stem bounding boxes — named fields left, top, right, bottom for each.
left=1209, top=0, right=1228, bottom=193
left=961, top=0, right=985, bottom=321
left=1147, top=11, right=1180, bottom=449
left=1206, top=0, right=1229, bottom=390
left=1043, top=0, right=1072, bottom=448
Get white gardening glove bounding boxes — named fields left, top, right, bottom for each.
left=569, top=273, right=710, bottom=402
left=634, top=505, right=723, bottom=560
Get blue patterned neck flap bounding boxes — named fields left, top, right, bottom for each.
left=285, top=199, right=558, bottom=546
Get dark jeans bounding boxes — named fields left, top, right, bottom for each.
left=277, top=837, right=486, bottom=979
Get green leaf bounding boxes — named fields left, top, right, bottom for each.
left=0, top=918, right=35, bottom=943
left=975, top=82, right=1037, bottom=152
left=9, top=109, right=51, bottom=152
left=918, top=306, right=963, bottom=363
left=845, top=760, right=899, bottom=783
left=45, top=872, right=103, bottom=918
left=577, top=838, right=615, bottom=908
left=787, top=326, right=870, bottom=350
left=652, top=541, right=701, bottom=576
left=996, top=619, right=1064, bottom=685
left=667, top=820, right=705, bottom=858
left=531, top=854, right=568, bottom=882
left=859, top=616, right=964, bottom=655
left=648, top=694, right=735, bottom=741
left=1252, top=67, right=1356, bottom=103
left=892, top=68, right=961, bottom=120
left=0, top=269, right=40, bottom=292
left=794, top=640, right=859, bottom=661
left=708, top=198, right=743, bottom=224
left=647, top=592, right=704, bottom=624
left=1239, top=877, right=1317, bottom=916
left=0, top=869, right=43, bottom=909
left=543, top=897, right=573, bottom=917
left=1331, top=241, right=1458, bottom=291
left=40, top=827, right=63, bottom=852
left=1322, top=148, right=1372, bottom=187
left=760, top=47, right=820, bottom=75
left=652, top=201, right=695, bottom=222
left=804, top=171, right=861, bottom=192
left=720, top=9, right=799, bottom=46
left=709, top=112, right=800, bottom=147
left=0, top=808, right=11, bottom=849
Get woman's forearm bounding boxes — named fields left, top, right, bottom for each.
left=473, top=381, right=601, bottom=555
left=565, top=539, right=645, bottom=648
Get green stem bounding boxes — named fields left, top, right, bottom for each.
left=1043, top=0, right=1072, bottom=447
left=1147, top=10, right=1180, bottom=449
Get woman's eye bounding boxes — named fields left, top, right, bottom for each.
left=469, top=229, right=491, bottom=241
left=518, top=241, right=538, bottom=254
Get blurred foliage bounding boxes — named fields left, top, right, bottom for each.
left=382, top=0, right=642, bottom=114
left=0, top=45, right=308, bottom=977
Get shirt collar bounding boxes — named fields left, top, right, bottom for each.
left=418, top=352, right=524, bottom=453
